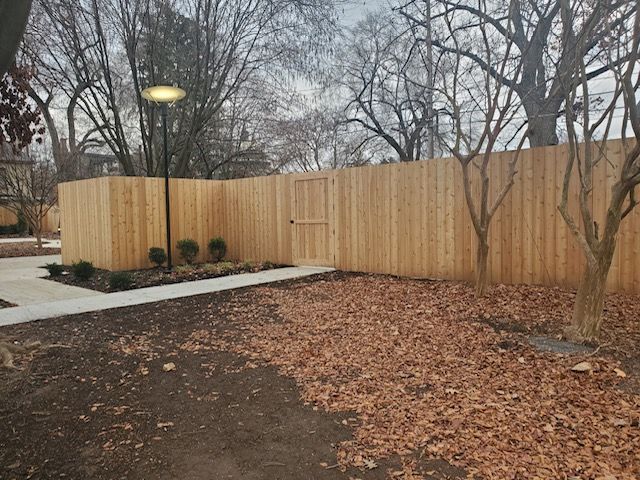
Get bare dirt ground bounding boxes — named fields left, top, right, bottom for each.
left=1, top=272, right=639, bottom=479
left=0, top=242, right=60, bottom=258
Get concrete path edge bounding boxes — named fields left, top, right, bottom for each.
left=0, top=266, right=334, bottom=327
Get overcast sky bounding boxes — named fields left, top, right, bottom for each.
left=337, top=0, right=388, bottom=25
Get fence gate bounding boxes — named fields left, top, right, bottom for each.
left=290, top=173, right=335, bottom=267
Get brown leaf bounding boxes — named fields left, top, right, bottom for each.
left=162, top=362, right=176, bottom=372
left=571, top=361, right=592, bottom=373
left=613, top=368, right=627, bottom=378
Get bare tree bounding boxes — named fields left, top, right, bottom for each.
left=19, top=14, right=105, bottom=182
left=30, top=0, right=340, bottom=178
left=399, top=0, right=635, bottom=147
left=339, top=12, right=436, bottom=162
left=270, top=99, right=372, bottom=172
left=188, top=78, right=282, bottom=179
left=0, top=149, right=58, bottom=249
left=433, top=0, right=532, bottom=297
left=558, top=2, right=640, bottom=341
left=18, top=42, right=104, bottom=181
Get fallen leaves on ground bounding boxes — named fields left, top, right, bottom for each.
left=217, top=274, right=640, bottom=479
left=0, top=241, right=60, bottom=258
left=109, top=332, right=160, bottom=360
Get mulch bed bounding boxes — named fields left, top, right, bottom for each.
left=1, top=272, right=639, bottom=479
left=0, top=242, right=61, bottom=258
left=48, top=261, right=284, bottom=293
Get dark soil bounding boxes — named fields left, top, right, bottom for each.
left=3, top=272, right=637, bottom=479
left=527, top=335, right=594, bottom=354
left=0, top=242, right=61, bottom=258
left=0, top=278, right=464, bottom=480
left=48, top=261, right=285, bottom=293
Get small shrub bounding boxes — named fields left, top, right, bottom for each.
left=239, top=260, right=256, bottom=272
left=148, top=247, right=167, bottom=267
left=217, top=261, right=235, bottom=273
left=177, top=239, right=199, bottom=264
left=262, top=260, right=275, bottom=270
left=175, top=264, right=194, bottom=274
left=202, top=263, right=218, bottom=272
left=71, top=260, right=95, bottom=280
left=109, top=271, right=134, bottom=290
left=44, top=262, right=64, bottom=276
left=208, top=237, right=227, bottom=262
left=0, top=224, right=17, bottom=235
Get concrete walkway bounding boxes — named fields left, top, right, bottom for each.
left=0, top=254, right=101, bottom=306
left=0, top=266, right=334, bottom=327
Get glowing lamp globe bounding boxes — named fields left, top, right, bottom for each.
left=141, top=85, right=186, bottom=104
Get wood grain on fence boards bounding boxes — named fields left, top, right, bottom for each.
left=0, top=205, right=59, bottom=232
left=0, top=207, right=18, bottom=226
left=58, top=140, right=640, bottom=293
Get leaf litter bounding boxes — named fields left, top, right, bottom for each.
left=215, top=274, right=640, bottom=479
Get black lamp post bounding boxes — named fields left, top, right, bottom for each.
left=141, top=85, right=186, bottom=269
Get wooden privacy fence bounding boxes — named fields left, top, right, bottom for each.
left=0, top=207, right=17, bottom=226
left=0, top=205, right=60, bottom=232
left=59, top=140, right=640, bottom=293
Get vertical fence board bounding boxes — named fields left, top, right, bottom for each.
left=57, top=140, right=640, bottom=293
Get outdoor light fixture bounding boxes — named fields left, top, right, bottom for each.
left=141, top=85, right=186, bottom=104
left=141, top=85, right=186, bottom=269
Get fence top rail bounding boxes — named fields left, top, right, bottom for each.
left=56, top=138, right=628, bottom=188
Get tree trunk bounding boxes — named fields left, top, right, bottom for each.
left=569, top=262, right=609, bottom=341
left=28, top=215, right=43, bottom=249
left=34, top=226, right=43, bottom=250
left=475, top=239, right=489, bottom=297
left=527, top=116, right=559, bottom=147
left=521, top=96, right=563, bottom=147
left=568, top=196, right=623, bottom=341
left=569, top=229, right=617, bottom=341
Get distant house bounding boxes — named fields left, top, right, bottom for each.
left=0, top=144, right=33, bottom=226
left=57, top=138, right=123, bottom=179
left=0, top=143, right=33, bottom=202
left=80, top=151, right=122, bottom=178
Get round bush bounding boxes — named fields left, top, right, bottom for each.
left=71, top=260, right=95, bottom=280
left=148, top=247, right=167, bottom=267
left=177, top=239, right=199, bottom=264
left=208, top=237, right=227, bottom=262
left=44, top=262, right=64, bottom=276
left=109, top=271, right=134, bottom=291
